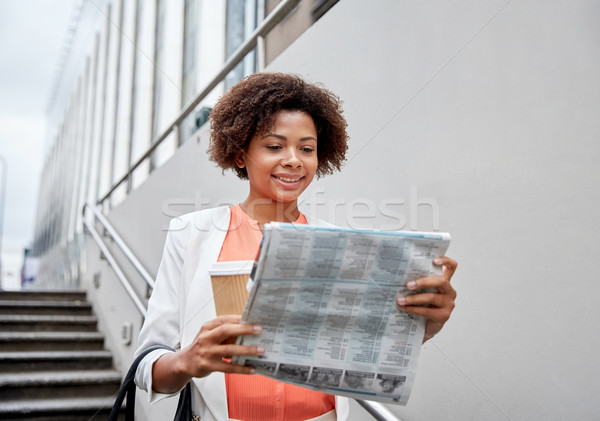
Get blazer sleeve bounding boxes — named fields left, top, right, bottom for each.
left=134, top=216, right=190, bottom=403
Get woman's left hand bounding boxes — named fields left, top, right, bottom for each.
left=396, top=256, right=458, bottom=342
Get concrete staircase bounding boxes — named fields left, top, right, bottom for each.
left=0, top=290, right=123, bottom=420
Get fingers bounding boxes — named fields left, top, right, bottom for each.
left=401, top=255, right=458, bottom=296
left=182, top=316, right=264, bottom=378
left=398, top=290, right=449, bottom=308
left=433, top=256, right=458, bottom=281
left=219, top=343, right=265, bottom=360
left=397, top=289, right=455, bottom=342
left=398, top=304, right=451, bottom=322
left=191, top=347, right=262, bottom=375
left=208, top=359, right=257, bottom=375
left=200, top=315, right=242, bottom=331
left=200, top=316, right=262, bottom=343
left=397, top=274, right=456, bottom=309
left=396, top=256, right=458, bottom=342
left=404, top=275, right=453, bottom=295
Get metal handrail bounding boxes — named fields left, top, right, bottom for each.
left=98, top=0, right=301, bottom=205
left=357, top=400, right=403, bottom=421
left=82, top=202, right=155, bottom=317
left=83, top=202, right=155, bottom=290
left=82, top=215, right=147, bottom=317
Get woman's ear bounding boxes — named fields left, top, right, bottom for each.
left=235, top=155, right=245, bottom=168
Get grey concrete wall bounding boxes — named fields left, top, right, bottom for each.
left=85, top=0, right=600, bottom=419
left=267, top=0, right=600, bottom=419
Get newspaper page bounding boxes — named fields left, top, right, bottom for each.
left=234, top=223, right=451, bottom=405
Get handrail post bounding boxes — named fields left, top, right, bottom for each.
left=126, top=172, right=132, bottom=194
left=257, top=35, right=266, bottom=72
left=174, top=122, right=181, bottom=147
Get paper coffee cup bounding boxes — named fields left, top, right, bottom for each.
left=209, top=261, right=254, bottom=316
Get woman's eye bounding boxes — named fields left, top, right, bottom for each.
left=266, top=145, right=281, bottom=150
left=301, top=147, right=315, bottom=153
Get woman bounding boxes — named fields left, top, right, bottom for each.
left=135, top=73, right=457, bottom=421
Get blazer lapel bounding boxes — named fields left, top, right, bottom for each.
left=181, top=207, right=230, bottom=420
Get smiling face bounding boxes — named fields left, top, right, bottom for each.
left=237, top=110, right=318, bottom=206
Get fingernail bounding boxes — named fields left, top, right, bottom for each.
left=407, top=281, right=417, bottom=289
left=257, top=346, right=265, bottom=354
left=253, top=325, right=262, bottom=333
left=397, top=296, right=406, bottom=305
left=434, top=257, right=443, bottom=265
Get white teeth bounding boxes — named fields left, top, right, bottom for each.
left=276, top=176, right=301, bottom=182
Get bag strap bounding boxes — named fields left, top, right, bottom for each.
left=109, top=344, right=180, bottom=421
left=174, top=379, right=193, bottom=421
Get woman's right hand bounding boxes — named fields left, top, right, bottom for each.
left=180, top=315, right=264, bottom=377
left=152, top=315, right=263, bottom=393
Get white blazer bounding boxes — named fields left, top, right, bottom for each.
left=135, top=206, right=350, bottom=421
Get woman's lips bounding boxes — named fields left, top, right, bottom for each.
left=272, top=174, right=304, bottom=188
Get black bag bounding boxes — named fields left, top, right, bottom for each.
left=109, top=344, right=192, bottom=421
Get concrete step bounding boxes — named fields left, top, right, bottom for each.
left=0, top=314, right=98, bottom=332
left=0, top=396, right=124, bottom=420
left=0, top=290, right=125, bottom=420
left=0, top=332, right=104, bottom=351
left=0, top=369, right=122, bottom=400
left=0, top=300, right=92, bottom=316
left=0, top=290, right=88, bottom=302
left=0, top=350, right=113, bottom=372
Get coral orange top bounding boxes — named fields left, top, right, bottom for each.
left=218, top=204, right=336, bottom=421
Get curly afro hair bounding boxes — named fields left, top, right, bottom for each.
left=208, top=72, right=348, bottom=179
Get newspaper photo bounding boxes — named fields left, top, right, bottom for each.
left=233, top=222, right=451, bottom=405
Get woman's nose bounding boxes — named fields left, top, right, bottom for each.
left=281, top=148, right=301, bottom=167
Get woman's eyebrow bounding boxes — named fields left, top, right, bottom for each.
left=262, top=133, right=317, bottom=141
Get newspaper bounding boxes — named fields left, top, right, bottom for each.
left=233, top=222, right=451, bottom=405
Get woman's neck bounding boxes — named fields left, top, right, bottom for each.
left=239, top=198, right=299, bottom=225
